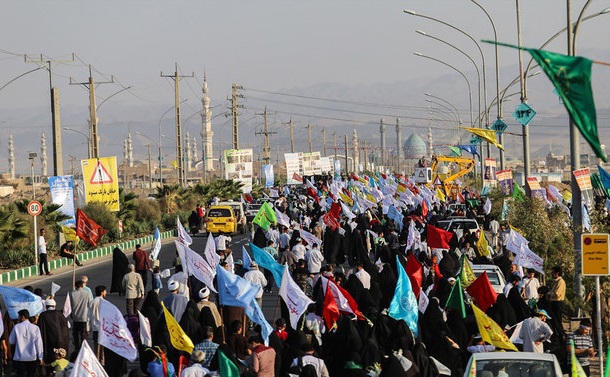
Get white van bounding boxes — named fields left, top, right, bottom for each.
left=217, top=201, right=247, bottom=234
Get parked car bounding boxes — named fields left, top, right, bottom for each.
left=216, top=201, right=247, bottom=234
left=245, top=203, right=263, bottom=223
left=463, top=351, right=563, bottom=377
left=470, top=264, right=506, bottom=294
left=205, top=206, right=238, bottom=235
left=437, top=218, right=481, bottom=240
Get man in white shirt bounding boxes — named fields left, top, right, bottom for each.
left=244, top=262, right=267, bottom=308
left=354, top=262, right=371, bottom=290
left=521, top=269, right=541, bottom=300
left=305, top=243, right=324, bottom=274
left=9, top=309, right=44, bottom=376
left=215, top=234, right=231, bottom=255
left=291, top=237, right=307, bottom=261
left=38, top=228, right=51, bottom=276
left=89, top=285, right=107, bottom=356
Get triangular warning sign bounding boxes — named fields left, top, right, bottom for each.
left=433, top=176, right=442, bottom=186
left=89, top=161, right=114, bottom=184
left=418, top=170, right=425, bottom=178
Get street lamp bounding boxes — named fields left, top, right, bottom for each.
left=28, top=152, right=38, bottom=269
left=426, top=99, right=460, bottom=125
left=416, top=30, right=482, bottom=130
left=158, top=99, right=187, bottom=186
left=63, top=127, right=92, bottom=159
left=135, top=131, right=161, bottom=188
left=425, top=93, right=462, bottom=123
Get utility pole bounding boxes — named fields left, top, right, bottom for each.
left=25, top=54, right=74, bottom=176
left=307, top=123, right=313, bottom=153
left=255, top=108, right=277, bottom=164
left=363, top=141, right=368, bottom=171
left=161, top=63, right=195, bottom=187
left=322, top=128, right=327, bottom=156
left=396, top=117, right=402, bottom=174
left=148, top=145, right=152, bottom=190
left=69, top=65, right=114, bottom=159
left=230, top=83, right=244, bottom=150
left=333, top=132, right=337, bottom=161
left=344, top=134, right=349, bottom=173
left=289, top=118, right=294, bottom=153
left=379, top=118, right=386, bottom=169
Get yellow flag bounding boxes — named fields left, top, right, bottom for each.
left=472, top=304, right=518, bottom=351
left=563, top=190, right=572, bottom=203
left=61, top=226, right=80, bottom=243
left=162, top=302, right=194, bottom=354
left=467, top=354, right=477, bottom=377
left=397, top=184, right=407, bottom=194
left=366, top=194, right=376, bottom=203
left=476, top=233, right=490, bottom=257
left=339, top=192, right=353, bottom=206
left=435, top=187, right=446, bottom=202
left=462, top=127, right=504, bottom=150
left=170, top=160, right=178, bottom=169
left=459, top=256, right=476, bottom=289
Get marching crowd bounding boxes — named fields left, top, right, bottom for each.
left=0, top=175, right=596, bottom=377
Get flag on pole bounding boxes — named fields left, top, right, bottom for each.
left=462, top=127, right=504, bottom=150
left=476, top=233, right=491, bottom=258
left=60, top=225, right=79, bottom=243
left=483, top=197, right=492, bottom=215
left=274, top=207, right=291, bottom=228
left=512, top=182, right=526, bottom=202
left=176, top=241, right=217, bottom=293
left=150, top=226, right=162, bottom=260
left=250, top=243, right=284, bottom=287
left=71, top=341, right=109, bottom=377
left=162, top=302, right=194, bottom=354
left=51, top=282, right=61, bottom=297
left=472, top=303, right=518, bottom=351
left=176, top=216, right=193, bottom=246
left=405, top=254, right=423, bottom=299
left=138, top=310, right=152, bottom=347
left=204, top=234, right=220, bottom=268
left=466, top=355, right=477, bottom=377
left=218, top=348, right=241, bottom=377
left=215, top=264, right=260, bottom=308
left=466, top=272, right=498, bottom=312
left=322, top=283, right=340, bottom=329
left=75, top=208, right=107, bottom=247
left=569, top=339, right=587, bottom=377
left=459, top=256, right=477, bottom=289
left=98, top=299, right=138, bottom=361
left=278, top=264, right=314, bottom=329
left=426, top=225, right=453, bottom=249
left=252, top=202, right=277, bottom=231
left=0, top=286, right=44, bottom=320
left=388, top=255, right=419, bottom=337
left=445, top=278, right=466, bottom=318
left=63, top=293, right=71, bottom=318
left=242, top=245, right=253, bottom=270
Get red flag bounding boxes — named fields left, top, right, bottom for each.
left=76, top=208, right=108, bottom=247
left=322, top=283, right=340, bottom=329
left=336, top=283, right=365, bottom=320
left=306, top=187, right=320, bottom=204
left=322, top=211, right=341, bottom=231
left=466, top=271, right=498, bottom=312
left=421, top=199, right=429, bottom=218
left=405, top=254, right=423, bottom=298
left=292, top=172, right=303, bottom=183
left=243, top=194, right=253, bottom=204
left=426, top=225, right=453, bottom=249
left=433, top=261, right=444, bottom=290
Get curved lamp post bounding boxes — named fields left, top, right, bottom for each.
left=63, top=127, right=92, bottom=159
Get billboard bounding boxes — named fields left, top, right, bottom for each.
left=48, top=175, right=76, bottom=226
left=81, top=157, right=120, bottom=212
left=302, top=152, right=322, bottom=176
left=285, top=152, right=303, bottom=185
left=224, top=149, right=253, bottom=193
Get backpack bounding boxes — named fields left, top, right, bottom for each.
left=288, top=357, right=319, bottom=377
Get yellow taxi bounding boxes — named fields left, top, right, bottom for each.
left=205, top=205, right=238, bottom=235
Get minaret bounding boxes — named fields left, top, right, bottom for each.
left=123, top=138, right=128, bottom=165
left=396, top=118, right=402, bottom=172
left=185, top=131, right=192, bottom=172
left=8, top=134, right=14, bottom=179
left=127, top=132, right=133, bottom=167
left=192, top=137, right=198, bottom=167
left=352, top=129, right=359, bottom=172
left=427, top=127, right=433, bottom=160
left=200, top=72, right=214, bottom=171
left=40, top=132, right=48, bottom=176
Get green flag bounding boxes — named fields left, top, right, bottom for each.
left=445, top=277, right=466, bottom=318
left=483, top=40, right=606, bottom=162
left=448, top=146, right=462, bottom=157
left=218, top=349, right=240, bottom=377
left=252, top=201, right=276, bottom=231
left=512, top=182, right=526, bottom=202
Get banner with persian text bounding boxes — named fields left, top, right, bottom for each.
left=224, top=149, right=253, bottom=193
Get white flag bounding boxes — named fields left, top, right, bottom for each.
left=176, top=216, right=193, bottom=246
left=137, top=310, right=152, bottom=347
left=226, top=252, right=235, bottom=274
left=177, top=241, right=217, bottom=293
left=204, top=234, right=220, bottom=267
left=70, top=341, right=109, bottom=377
left=483, top=197, right=492, bottom=215
left=150, top=226, right=162, bottom=260
left=340, top=201, right=356, bottom=221
left=514, top=243, right=544, bottom=274
left=242, top=246, right=253, bottom=270
left=160, top=269, right=171, bottom=279
left=274, top=207, right=291, bottom=228
left=63, top=294, right=71, bottom=318
left=298, top=228, right=322, bottom=249
left=51, top=282, right=61, bottom=297
left=279, top=264, right=314, bottom=329
left=269, top=189, right=279, bottom=198
left=98, top=299, right=137, bottom=361
left=321, top=278, right=358, bottom=316
left=506, top=228, right=529, bottom=255
left=418, top=289, right=429, bottom=314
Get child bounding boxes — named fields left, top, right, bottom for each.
left=49, top=348, right=69, bottom=373
left=152, top=266, right=162, bottom=294
left=274, top=318, right=288, bottom=341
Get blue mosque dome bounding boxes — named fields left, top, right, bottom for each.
left=403, top=133, right=427, bottom=159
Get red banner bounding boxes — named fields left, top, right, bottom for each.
left=76, top=208, right=108, bottom=247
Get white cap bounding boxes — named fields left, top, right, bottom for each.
left=168, top=280, right=179, bottom=291
left=199, top=286, right=210, bottom=299
left=45, top=299, right=56, bottom=307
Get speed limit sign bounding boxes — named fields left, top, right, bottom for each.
left=27, top=200, right=42, bottom=216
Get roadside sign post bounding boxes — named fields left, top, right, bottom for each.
left=581, top=233, right=609, bottom=377
left=28, top=200, right=43, bottom=271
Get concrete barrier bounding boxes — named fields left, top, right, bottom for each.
left=0, top=230, right=174, bottom=285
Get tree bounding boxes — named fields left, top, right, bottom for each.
left=152, top=183, right=188, bottom=214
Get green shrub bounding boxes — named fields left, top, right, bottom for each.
left=81, top=202, right=118, bottom=232
left=135, top=198, right=162, bottom=223
left=0, top=248, right=34, bottom=269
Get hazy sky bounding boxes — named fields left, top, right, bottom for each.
left=1, top=0, right=609, bottom=172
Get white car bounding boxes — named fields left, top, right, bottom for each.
left=470, top=264, right=506, bottom=295
left=463, top=351, right=563, bottom=377
left=437, top=218, right=480, bottom=240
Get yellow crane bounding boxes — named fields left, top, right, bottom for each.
left=431, top=155, right=475, bottom=198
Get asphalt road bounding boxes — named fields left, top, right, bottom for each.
left=9, top=230, right=281, bottom=331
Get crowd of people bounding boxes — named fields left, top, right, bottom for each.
left=0, top=175, right=596, bottom=377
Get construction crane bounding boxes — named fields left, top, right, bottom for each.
left=430, top=155, right=475, bottom=198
